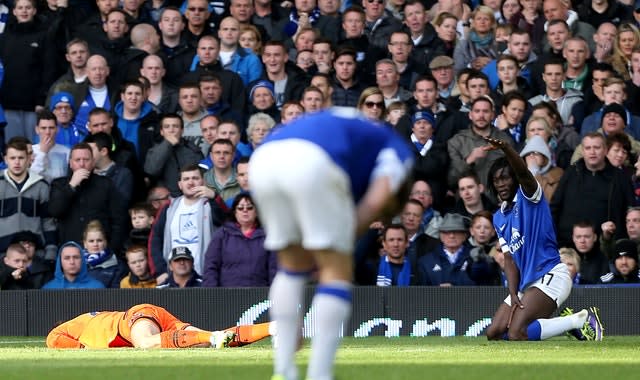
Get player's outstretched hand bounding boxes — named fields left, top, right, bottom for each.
left=482, top=136, right=507, bottom=151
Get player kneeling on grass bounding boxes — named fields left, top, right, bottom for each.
left=46, top=303, right=275, bottom=349
left=483, top=137, right=604, bottom=342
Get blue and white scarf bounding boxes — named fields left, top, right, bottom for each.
left=377, top=255, right=411, bottom=287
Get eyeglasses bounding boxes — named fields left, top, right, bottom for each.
left=236, top=205, right=255, bottom=211
left=188, top=7, right=207, bottom=12
left=364, top=101, right=384, bottom=109
left=367, top=0, right=384, bottom=3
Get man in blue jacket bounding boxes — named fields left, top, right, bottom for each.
left=43, top=241, right=104, bottom=289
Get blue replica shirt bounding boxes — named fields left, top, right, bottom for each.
left=262, top=107, right=414, bottom=202
left=493, top=184, right=560, bottom=291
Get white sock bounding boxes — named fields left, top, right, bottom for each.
left=270, top=271, right=307, bottom=380
left=536, top=309, right=588, bottom=340
left=306, top=281, right=352, bottom=380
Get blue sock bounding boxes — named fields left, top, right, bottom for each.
left=527, top=320, right=542, bottom=341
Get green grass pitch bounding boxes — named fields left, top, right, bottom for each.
left=2, top=336, right=640, bottom=380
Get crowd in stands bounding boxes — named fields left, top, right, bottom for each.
left=2, top=0, right=640, bottom=290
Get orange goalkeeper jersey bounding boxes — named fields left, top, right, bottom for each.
left=46, top=304, right=190, bottom=348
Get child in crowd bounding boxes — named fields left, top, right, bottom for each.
left=120, top=245, right=157, bottom=288
left=385, top=101, right=407, bottom=127
left=124, top=203, right=155, bottom=250
left=82, top=220, right=123, bottom=288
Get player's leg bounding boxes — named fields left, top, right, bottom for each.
left=270, top=246, right=314, bottom=380
left=306, top=249, right=353, bottom=380
left=485, top=302, right=513, bottom=340
left=224, top=322, right=276, bottom=347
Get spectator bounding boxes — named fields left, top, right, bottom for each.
left=600, top=207, right=640, bottom=260
left=46, top=38, right=90, bottom=109
left=140, top=54, right=179, bottom=114
left=85, top=132, right=135, bottom=207
left=592, top=23, right=617, bottom=64
left=466, top=210, right=501, bottom=285
left=119, top=244, right=157, bottom=288
left=174, top=83, right=206, bottom=153
left=447, top=96, right=513, bottom=190
left=385, top=101, right=407, bottom=127
left=199, top=74, right=244, bottom=128
left=31, top=110, right=70, bottom=183
left=310, top=73, right=334, bottom=109
left=239, top=24, right=263, bottom=55
left=562, top=37, right=592, bottom=94
left=300, top=86, right=325, bottom=113
left=519, top=135, right=564, bottom=202
left=218, top=16, right=263, bottom=85
left=182, top=0, right=215, bottom=47
left=570, top=221, right=610, bottom=285
left=376, top=58, right=413, bottom=106
left=404, top=0, right=447, bottom=70
left=124, top=202, right=155, bottom=250
left=44, top=91, right=87, bottom=149
left=408, top=179, right=443, bottom=237
left=42, top=241, right=105, bottom=289
left=0, top=138, right=57, bottom=259
left=0, top=0, right=56, bottom=144
left=559, top=247, right=580, bottom=284
left=144, top=113, right=203, bottom=197
left=528, top=103, right=578, bottom=169
left=493, top=91, right=527, bottom=151
left=581, top=77, right=640, bottom=140
left=338, top=7, right=371, bottom=68
left=376, top=224, right=412, bottom=286
left=361, top=0, right=402, bottom=51
left=607, top=23, right=640, bottom=81
left=156, top=246, right=203, bottom=288
left=247, top=80, right=281, bottom=122
left=418, top=213, right=475, bottom=286
left=10, top=230, right=54, bottom=288
left=73, top=55, right=114, bottom=136
left=451, top=170, right=497, bottom=218
left=281, top=0, right=340, bottom=45
left=453, top=6, right=500, bottom=73
left=482, top=28, right=537, bottom=91
left=280, top=101, right=304, bottom=124
left=576, top=0, right=633, bottom=29
left=49, top=142, right=128, bottom=254
left=331, top=47, right=366, bottom=108
left=203, top=193, right=276, bottom=287
left=551, top=132, right=635, bottom=246
left=541, top=0, right=596, bottom=52
left=90, top=9, right=131, bottom=74
left=430, top=55, right=456, bottom=102
left=599, top=239, right=640, bottom=284
left=356, top=87, right=386, bottom=122
left=237, top=113, right=276, bottom=158
left=387, top=31, right=420, bottom=92
left=150, top=164, right=225, bottom=277
left=606, top=133, right=634, bottom=175
left=529, top=58, right=584, bottom=128
left=203, top=139, right=241, bottom=203
left=0, top=243, right=33, bottom=290
left=111, top=23, right=161, bottom=90
left=113, top=81, right=160, bottom=165
left=147, top=185, right=171, bottom=213
left=156, top=6, right=194, bottom=87
left=432, top=11, right=459, bottom=58
left=490, top=55, right=534, bottom=109
left=82, top=219, right=123, bottom=288
left=311, top=38, right=334, bottom=74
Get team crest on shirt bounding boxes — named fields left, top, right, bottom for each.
left=509, top=227, right=525, bottom=253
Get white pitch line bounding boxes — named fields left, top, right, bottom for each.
left=0, top=340, right=45, bottom=344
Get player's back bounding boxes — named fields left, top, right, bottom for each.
left=262, top=108, right=412, bottom=201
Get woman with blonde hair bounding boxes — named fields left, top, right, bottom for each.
left=239, top=24, right=263, bottom=55
left=453, top=6, right=499, bottom=73
left=432, top=11, right=459, bottom=57
left=608, top=23, right=640, bottom=81
left=357, top=87, right=386, bottom=121
left=82, top=220, right=124, bottom=288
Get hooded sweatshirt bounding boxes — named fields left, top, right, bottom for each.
left=114, top=100, right=154, bottom=157
left=520, top=135, right=564, bottom=201
left=42, top=241, right=105, bottom=289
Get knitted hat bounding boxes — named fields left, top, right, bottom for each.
left=412, top=111, right=436, bottom=126
left=249, top=80, right=275, bottom=102
left=614, top=239, right=638, bottom=262
left=601, top=103, right=626, bottom=125
left=50, top=92, right=75, bottom=113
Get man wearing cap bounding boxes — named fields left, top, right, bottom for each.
left=571, top=102, right=640, bottom=164
left=247, top=80, right=280, bottom=122
left=157, top=246, right=203, bottom=288
left=46, top=91, right=87, bottom=148
left=417, top=213, right=475, bottom=286
left=407, top=110, right=448, bottom=206
left=430, top=55, right=456, bottom=101
left=599, top=239, right=640, bottom=284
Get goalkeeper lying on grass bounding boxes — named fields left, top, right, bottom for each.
left=47, top=303, right=274, bottom=349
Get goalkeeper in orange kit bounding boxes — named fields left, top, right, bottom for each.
left=46, top=303, right=274, bottom=349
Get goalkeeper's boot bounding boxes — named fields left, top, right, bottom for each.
left=210, top=330, right=235, bottom=349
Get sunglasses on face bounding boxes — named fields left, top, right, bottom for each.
left=236, top=205, right=255, bottom=211
left=364, top=101, right=384, bottom=109
left=188, top=7, right=207, bottom=12
left=367, top=0, right=384, bottom=3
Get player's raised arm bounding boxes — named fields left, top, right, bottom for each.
left=483, top=136, right=538, bottom=198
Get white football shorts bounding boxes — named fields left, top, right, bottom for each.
left=503, top=262, right=572, bottom=308
left=249, top=139, right=355, bottom=254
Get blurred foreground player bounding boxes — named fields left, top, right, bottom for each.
left=46, top=303, right=274, bottom=349
left=483, top=137, right=604, bottom=342
left=249, top=108, right=414, bottom=380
